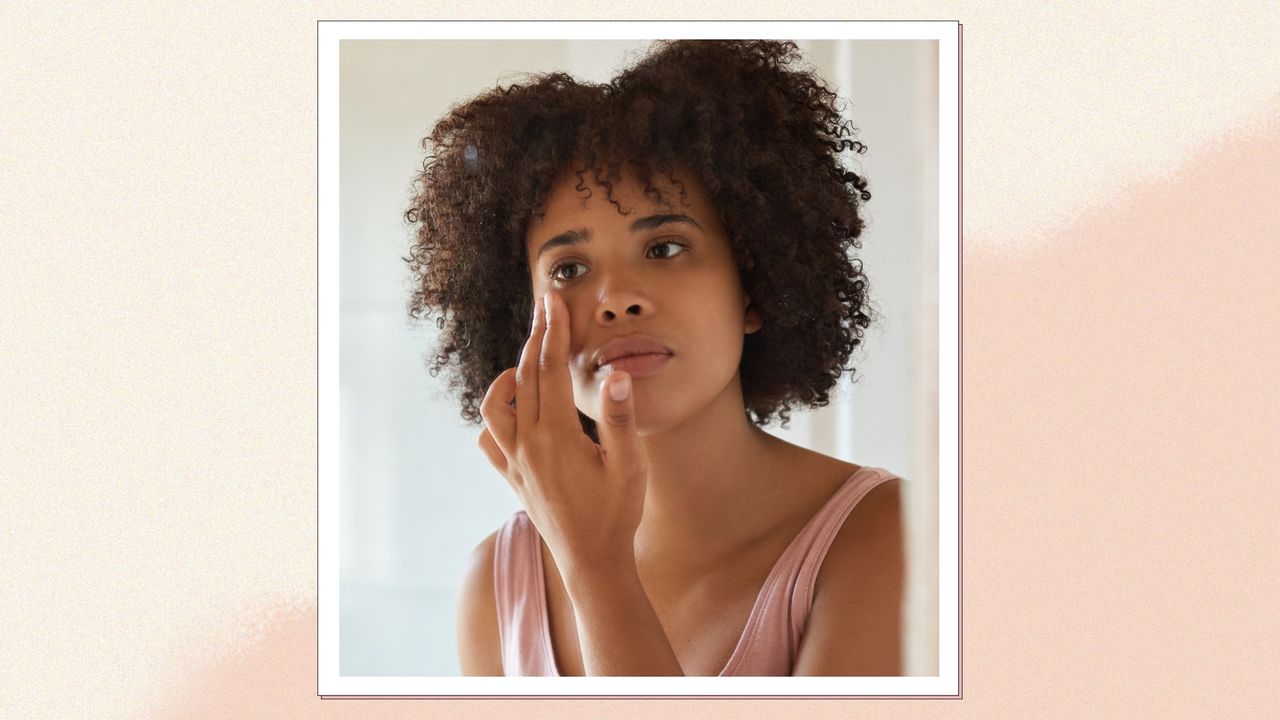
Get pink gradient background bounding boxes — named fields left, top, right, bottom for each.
left=4, top=7, right=1280, bottom=720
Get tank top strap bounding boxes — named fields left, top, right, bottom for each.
left=492, top=510, right=558, bottom=676
left=784, top=466, right=899, bottom=654
left=721, top=466, right=900, bottom=675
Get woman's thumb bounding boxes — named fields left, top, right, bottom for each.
left=598, top=371, right=642, bottom=473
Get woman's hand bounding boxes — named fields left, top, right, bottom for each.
left=477, top=290, right=648, bottom=582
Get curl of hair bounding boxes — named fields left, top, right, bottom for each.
left=404, top=40, right=875, bottom=441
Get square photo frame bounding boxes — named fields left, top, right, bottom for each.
left=319, top=19, right=960, bottom=698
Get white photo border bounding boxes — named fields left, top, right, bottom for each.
left=318, top=19, right=961, bottom=698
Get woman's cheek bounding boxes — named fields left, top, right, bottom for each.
left=571, top=373, right=599, bottom=421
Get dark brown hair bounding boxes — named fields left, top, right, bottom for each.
left=404, top=40, right=875, bottom=441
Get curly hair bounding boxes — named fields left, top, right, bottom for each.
left=404, top=40, right=875, bottom=441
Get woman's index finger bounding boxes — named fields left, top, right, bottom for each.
left=514, top=295, right=545, bottom=432
left=538, top=291, right=579, bottom=433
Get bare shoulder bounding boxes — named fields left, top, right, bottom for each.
left=792, top=474, right=906, bottom=676
left=456, top=530, right=504, bottom=676
left=829, top=474, right=904, bottom=560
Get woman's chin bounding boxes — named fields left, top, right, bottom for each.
left=579, top=397, right=666, bottom=438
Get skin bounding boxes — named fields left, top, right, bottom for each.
left=458, top=160, right=904, bottom=676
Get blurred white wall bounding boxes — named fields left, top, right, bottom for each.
left=338, top=38, right=939, bottom=676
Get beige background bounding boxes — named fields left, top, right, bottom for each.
left=2, top=4, right=1279, bottom=719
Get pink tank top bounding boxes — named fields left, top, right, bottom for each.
left=491, top=465, right=900, bottom=676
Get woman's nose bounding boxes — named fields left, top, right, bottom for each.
left=593, top=275, right=652, bottom=324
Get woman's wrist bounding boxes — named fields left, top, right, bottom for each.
left=560, top=547, right=640, bottom=603
left=560, top=552, right=685, bottom=676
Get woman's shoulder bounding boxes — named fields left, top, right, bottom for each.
left=784, top=451, right=904, bottom=551
left=772, top=441, right=864, bottom=505
left=778, top=438, right=903, bottom=506
left=458, top=510, right=533, bottom=603
left=800, top=453, right=903, bottom=563
left=792, top=464, right=905, bottom=674
left=457, top=529, right=504, bottom=675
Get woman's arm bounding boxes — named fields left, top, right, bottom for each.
left=563, top=560, right=686, bottom=676
left=791, top=477, right=906, bottom=676
left=456, top=531, right=505, bottom=676
left=476, top=290, right=684, bottom=675
left=457, top=528, right=684, bottom=676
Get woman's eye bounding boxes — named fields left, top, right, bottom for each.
left=549, top=261, right=588, bottom=282
left=647, top=240, right=688, bottom=259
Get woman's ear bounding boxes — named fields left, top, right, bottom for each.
left=744, top=295, right=763, bottom=335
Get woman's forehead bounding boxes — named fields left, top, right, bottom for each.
left=529, top=160, right=716, bottom=235
left=521, top=160, right=734, bottom=277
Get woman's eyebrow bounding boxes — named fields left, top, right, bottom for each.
left=631, top=212, right=703, bottom=234
left=534, top=228, right=588, bottom=261
left=534, top=214, right=703, bottom=261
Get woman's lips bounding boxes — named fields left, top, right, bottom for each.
left=590, top=333, right=674, bottom=378
left=596, top=352, right=672, bottom=378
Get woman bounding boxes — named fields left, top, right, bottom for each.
left=405, top=40, right=905, bottom=676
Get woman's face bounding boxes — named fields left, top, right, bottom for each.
left=524, top=161, right=762, bottom=435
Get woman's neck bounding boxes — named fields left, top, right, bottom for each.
left=631, top=374, right=797, bottom=563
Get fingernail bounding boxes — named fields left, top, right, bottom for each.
left=543, top=292, right=552, bottom=322
left=609, top=373, right=631, bottom=401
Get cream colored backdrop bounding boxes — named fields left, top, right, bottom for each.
left=4, top=4, right=1279, bottom=719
